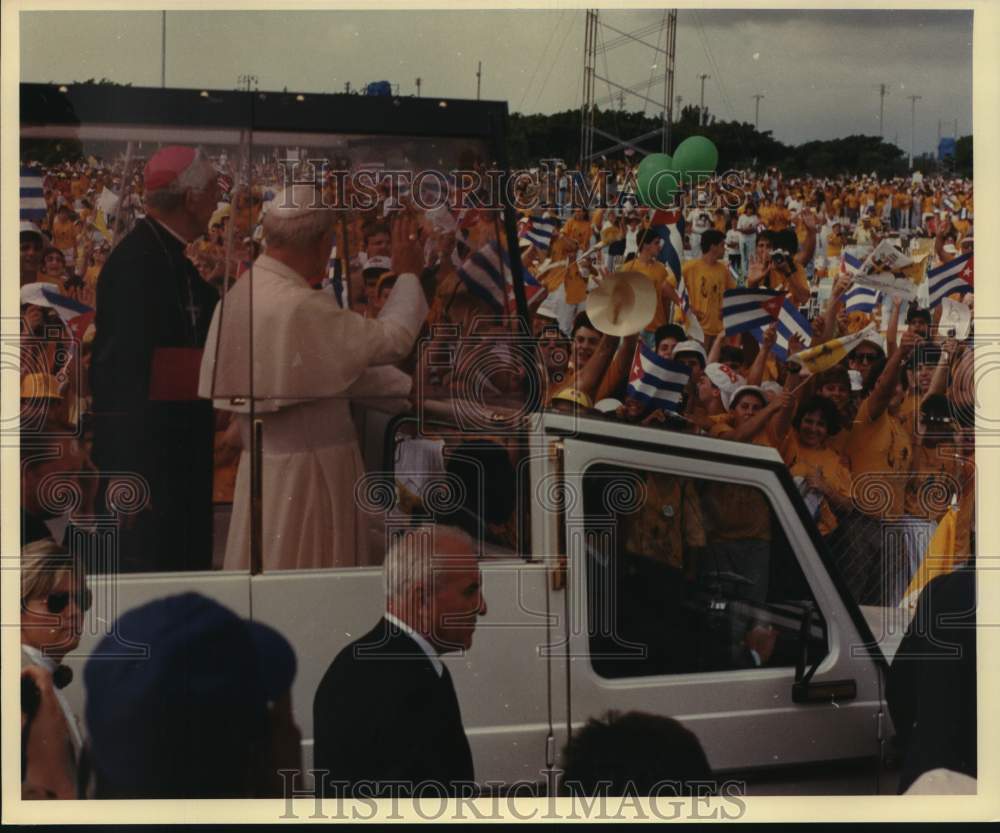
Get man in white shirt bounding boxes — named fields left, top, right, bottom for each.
left=736, top=205, right=759, bottom=280
left=688, top=209, right=712, bottom=258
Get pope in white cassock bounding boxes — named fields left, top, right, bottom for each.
left=199, top=184, right=430, bottom=570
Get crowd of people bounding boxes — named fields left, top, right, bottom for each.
left=19, top=141, right=977, bottom=800
left=521, top=165, right=975, bottom=613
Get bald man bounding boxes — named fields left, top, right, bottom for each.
left=90, top=146, right=220, bottom=572
left=313, top=526, right=486, bottom=798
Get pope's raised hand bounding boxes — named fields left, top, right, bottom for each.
left=390, top=213, right=426, bottom=278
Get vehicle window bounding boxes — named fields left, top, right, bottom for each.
left=20, top=92, right=534, bottom=575
left=381, top=417, right=529, bottom=560
left=582, top=463, right=828, bottom=678
left=230, top=129, right=533, bottom=572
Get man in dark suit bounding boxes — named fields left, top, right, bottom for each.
left=90, top=146, right=219, bottom=572
left=313, top=525, right=487, bottom=797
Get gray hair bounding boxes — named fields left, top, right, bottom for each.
left=143, top=150, right=217, bottom=213
left=21, top=538, right=74, bottom=603
left=261, top=207, right=334, bottom=249
left=383, top=525, right=474, bottom=604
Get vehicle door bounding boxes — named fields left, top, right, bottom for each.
left=549, top=414, right=888, bottom=791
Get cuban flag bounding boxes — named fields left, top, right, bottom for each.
left=503, top=247, right=545, bottom=316
left=21, top=165, right=47, bottom=222
left=525, top=213, right=559, bottom=253
left=839, top=252, right=880, bottom=312
left=626, top=342, right=691, bottom=413
left=840, top=252, right=864, bottom=276
left=649, top=209, right=684, bottom=279
left=676, top=277, right=705, bottom=343
left=459, top=240, right=516, bottom=314
left=751, top=298, right=813, bottom=362
left=927, top=253, right=974, bottom=308
left=20, top=283, right=95, bottom=342
left=325, top=244, right=344, bottom=306
left=844, top=285, right=880, bottom=313
left=723, top=288, right=784, bottom=335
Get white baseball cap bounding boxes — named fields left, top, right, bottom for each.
left=20, top=221, right=46, bottom=241
left=704, top=362, right=747, bottom=409
left=673, top=340, right=707, bottom=367
left=362, top=255, right=392, bottom=274
left=724, top=384, right=767, bottom=412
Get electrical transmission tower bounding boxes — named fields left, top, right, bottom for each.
left=579, top=9, right=678, bottom=163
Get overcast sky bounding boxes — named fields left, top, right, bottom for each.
left=19, top=8, right=972, bottom=156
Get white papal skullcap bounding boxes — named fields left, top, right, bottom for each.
left=266, top=183, right=330, bottom=219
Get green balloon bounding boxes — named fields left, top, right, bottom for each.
left=636, top=153, right=672, bottom=193
left=647, top=168, right=683, bottom=209
left=636, top=153, right=676, bottom=208
left=672, top=135, right=719, bottom=176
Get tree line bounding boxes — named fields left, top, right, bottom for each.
left=508, top=104, right=972, bottom=178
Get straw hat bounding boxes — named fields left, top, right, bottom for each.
left=585, top=270, right=656, bottom=337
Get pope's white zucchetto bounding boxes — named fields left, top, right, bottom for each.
left=266, top=184, right=330, bottom=219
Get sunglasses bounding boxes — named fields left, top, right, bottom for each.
left=853, top=352, right=881, bottom=364
left=45, top=588, right=92, bottom=615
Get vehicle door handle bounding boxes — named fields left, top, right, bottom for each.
left=792, top=678, right=857, bottom=704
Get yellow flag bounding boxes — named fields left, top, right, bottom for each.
left=92, top=209, right=112, bottom=242
left=788, top=326, right=878, bottom=374
left=899, top=507, right=960, bottom=610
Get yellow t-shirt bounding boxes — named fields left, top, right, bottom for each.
left=762, top=264, right=810, bottom=306
left=51, top=215, right=77, bottom=252
left=622, top=256, right=677, bottom=332
left=560, top=218, right=592, bottom=252
left=826, top=232, right=844, bottom=258
left=904, top=444, right=966, bottom=522
left=845, top=398, right=913, bottom=519
left=782, top=435, right=853, bottom=536
left=896, top=391, right=920, bottom=435
left=678, top=258, right=736, bottom=337
left=703, top=415, right=776, bottom=541
left=624, top=473, right=706, bottom=571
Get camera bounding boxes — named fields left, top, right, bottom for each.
left=770, top=249, right=791, bottom=268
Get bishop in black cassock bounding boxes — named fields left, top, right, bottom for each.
left=90, top=146, right=219, bottom=572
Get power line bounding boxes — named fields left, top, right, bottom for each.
left=532, top=11, right=577, bottom=113
left=516, top=10, right=565, bottom=113
left=640, top=11, right=668, bottom=119
left=907, top=93, right=922, bottom=169
left=691, top=10, right=737, bottom=122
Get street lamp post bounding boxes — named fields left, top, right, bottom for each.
left=908, top=94, right=922, bottom=169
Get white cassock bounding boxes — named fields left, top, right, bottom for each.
left=199, top=254, right=428, bottom=571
